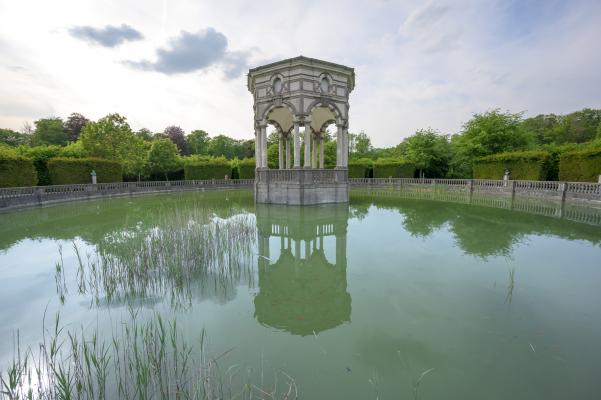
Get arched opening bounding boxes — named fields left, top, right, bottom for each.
left=266, top=106, right=294, bottom=169
left=309, top=105, right=340, bottom=169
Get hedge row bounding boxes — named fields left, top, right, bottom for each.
left=559, top=148, right=601, bottom=182
left=0, top=148, right=38, bottom=187
left=184, top=157, right=232, bottom=180
left=473, top=151, right=552, bottom=180
left=47, top=157, right=123, bottom=184
left=373, top=159, right=415, bottom=178
left=237, top=158, right=256, bottom=179
left=349, top=159, right=372, bottom=178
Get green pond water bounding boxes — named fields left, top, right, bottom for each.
left=1, top=189, right=601, bottom=399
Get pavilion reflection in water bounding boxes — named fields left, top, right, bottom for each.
left=254, top=204, right=351, bottom=336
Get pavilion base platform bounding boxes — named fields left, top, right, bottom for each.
left=255, top=169, right=349, bottom=205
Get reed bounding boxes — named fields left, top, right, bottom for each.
left=1, top=311, right=298, bottom=400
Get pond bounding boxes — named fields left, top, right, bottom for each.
left=1, top=189, right=601, bottom=399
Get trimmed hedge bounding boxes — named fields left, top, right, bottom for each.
left=0, top=147, right=38, bottom=187
left=237, top=158, right=256, bottom=179
left=48, top=157, right=123, bottom=184
left=349, top=159, right=372, bottom=178
left=373, top=159, right=414, bottom=178
left=473, top=150, right=551, bottom=180
left=184, top=157, right=232, bottom=180
left=559, top=148, right=601, bottom=182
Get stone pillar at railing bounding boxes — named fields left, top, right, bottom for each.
left=304, top=125, right=312, bottom=168
left=278, top=135, right=284, bottom=170
left=285, top=135, right=291, bottom=169
left=336, top=124, right=343, bottom=168
left=293, top=122, right=300, bottom=168
left=255, top=127, right=261, bottom=169
left=260, top=124, right=268, bottom=169
left=319, top=135, right=325, bottom=169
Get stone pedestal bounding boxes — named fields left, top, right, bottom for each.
left=255, top=168, right=349, bottom=205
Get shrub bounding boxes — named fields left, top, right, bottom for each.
left=373, top=158, right=414, bottom=178
left=47, top=157, right=122, bottom=184
left=0, top=146, right=37, bottom=187
left=473, top=150, right=551, bottom=180
left=348, top=158, right=372, bottom=178
left=15, top=144, right=87, bottom=185
left=184, top=156, right=232, bottom=180
left=559, top=147, right=601, bottom=182
left=237, top=158, right=256, bottom=179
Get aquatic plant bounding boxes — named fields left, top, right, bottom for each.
left=56, top=204, right=257, bottom=309
left=0, top=311, right=298, bottom=400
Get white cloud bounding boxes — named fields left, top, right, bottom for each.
left=0, top=0, right=600, bottom=146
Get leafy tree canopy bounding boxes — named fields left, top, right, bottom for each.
left=32, top=118, right=67, bottom=146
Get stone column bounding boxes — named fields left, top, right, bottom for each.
left=293, top=122, right=300, bottom=168
left=255, top=127, right=261, bottom=169
left=319, top=134, right=325, bottom=169
left=336, top=124, right=343, bottom=168
left=260, top=125, right=268, bottom=168
left=304, top=125, right=311, bottom=168
left=343, top=127, right=349, bottom=167
left=285, top=135, right=291, bottom=169
left=312, top=134, right=317, bottom=168
left=278, top=135, right=284, bottom=170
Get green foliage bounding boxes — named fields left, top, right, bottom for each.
left=15, top=145, right=60, bottom=185
left=473, top=150, right=552, bottom=180
left=147, top=139, right=182, bottom=180
left=207, top=135, right=253, bottom=159
left=267, top=143, right=279, bottom=169
left=187, top=130, right=210, bottom=155
left=559, top=147, right=601, bottom=182
left=349, top=131, right=372, bottom=156
left=32, top=118, right=67, bottom=146
left=0, top=128, right=30, bottom=146
left=80, top=113, right=134, bottom=159
left=372, top=158, right=415, bottom=178
left=184, top=156, right=232, bottom=180
left=47, top=157, right=122, bottom=184
left=237, top=158, right=256, bottom=179
left=451, top=109, right=533, bottom=177
left=396, top=128, right=452, bottom=178
left=348, top=158, right=373, bottom=178
left=0, top=146, right=37, bottom=187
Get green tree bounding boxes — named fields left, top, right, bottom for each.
left=147, top=139, right=181, bottom=180
left=32, top=118, right=67, bottom=146
left=164, top=125, right=189, bottom=155
left=450, top=109, right=532, bottom=177
left=123, top=137, right=149, bottom=180
left=0, top=128, right=29, bottom=146
left=398, top=128, right=451, bottom=178
left=135, top=128, right=153, bottom=141
left=80, top=113, right=136, bottom=160
left=207, top=135, right=250, bottom=159
left=187, top=130, right=210, bottom=155
left=64, top=113, right=89, bottom=142
left=553, top=108, right=601, bottom=144
left=352, top=131, right=372, bottom=156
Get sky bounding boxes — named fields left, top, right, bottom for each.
left=0, top=0, right=600, bottom=147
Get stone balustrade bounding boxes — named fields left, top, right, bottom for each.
left=349, top=178, right=601, bottom=204
left=2, top=177, right=600, bottom=211
left=0, top=179, right=254, bottom=210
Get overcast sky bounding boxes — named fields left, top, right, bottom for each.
left=1, top=0, right=600, bottom=147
